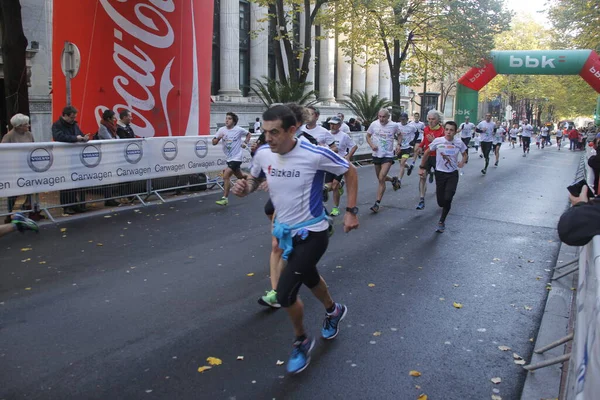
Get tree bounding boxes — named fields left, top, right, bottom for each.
left=250, top=77, right=319, bottom=107
left=547, top=0, right=600, bottom=52
left=337, top=91, right=393, bottom=128
left=332, top=0, right=511, bottom=107
left=0, top=1, right=29, bottom=133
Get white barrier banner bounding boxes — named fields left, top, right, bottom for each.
left=0, top=137, right=252, bottom=197
left=349, top=132, right=372, bottom=157
left=573, top=235, right=600, bottom=400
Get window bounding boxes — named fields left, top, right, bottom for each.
left=211, top=0, right=220, bottom=95
left=239, top=1, right=250, bottom=96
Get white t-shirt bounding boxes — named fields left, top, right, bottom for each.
left=215, top=125, right=248, bottom=162
left=367, top=120, right=400, bottom=158
left=541, top=127, right=549, bottom=137
left=301, top=125, right=335, bottom=147
left=254, top=121, right=261, bottom=132
left=410, top=121, right=426, bottom=141
left=397, top=123, right=418, bottom=149
left=509, top=128, right=519, bottom=138
left=340, top=122, right=351, bottom=134
left=459, top=122, right=475, bottom=138
left=429, top=137, right=468, bottom=173
left=330, top=131, right=356, bottom=157
left=556, top=129, right=563, bottom=138
left=250, top=140, right=349, bottom=235
left=493, top=127, right=506, bottom=144
left=477, top=121, right=496, bottom=142
left=520, top=124, right=534, bottom=138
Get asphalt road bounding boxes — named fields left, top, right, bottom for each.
left=0, top=143, right=581, bottom=400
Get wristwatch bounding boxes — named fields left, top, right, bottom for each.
left=345, top=206, right=359, bottom=215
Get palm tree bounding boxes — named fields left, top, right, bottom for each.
left=250, top=77, right=320, bottom=108
left=337, top=91, right=394, bottom=128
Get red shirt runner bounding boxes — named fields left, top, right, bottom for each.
left=419, top=125, right=445, bottom=156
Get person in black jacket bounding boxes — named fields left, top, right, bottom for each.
left=116, top=109, right=136, bottom=139
left=588, top=138, right=600, bottom=193
left=558, top=185, right=600, bottom=246
left=51, top=105, right=91, bottom=215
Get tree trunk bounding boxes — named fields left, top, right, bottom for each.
left=0, top=1, right=29, bottom=130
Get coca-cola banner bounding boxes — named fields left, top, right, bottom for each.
left=52, top=0, right=213, bottom=137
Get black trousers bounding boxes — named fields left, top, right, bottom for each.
left=435, top=170, right=459, bottom=222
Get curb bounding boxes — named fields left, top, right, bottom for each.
left=520, top=243, right=578, bottom=400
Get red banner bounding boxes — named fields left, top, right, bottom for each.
left=579, top=50, right=600, bottom=93
left=52, top=0, right=213, bottom=137
left=457, top=62, right=498, bottom=91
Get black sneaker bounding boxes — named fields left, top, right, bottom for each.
left=494, top=161, right=498, bottom=167
left=407, top=164, right=414, bottom=176
left=436, top=222, right=445, bottom=233
left=391, top=177, right=401, bottom=191
left=322, top=185, right=329, bottom=203
left=370, top=202, right=380, bottom=213
left=416, top=199, right=425, bottom=210
left=481, top=169, right=486, bottom=175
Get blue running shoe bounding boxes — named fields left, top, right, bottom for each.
left=321, top=303, right=348, bottom=340
left=287, top=337, right=315, bottom=374
left=436, top=222, right=445, bottom=233
left=11, top=213, right=39, bottom=233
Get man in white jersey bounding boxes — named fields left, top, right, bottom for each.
left=233, top=105, right=359, bottom=374
left=509, top=123, right=519, bottom=148
left=366, top=108, right=401, bottom=212
left=394, top=113, right=417, bottom=189
left=407, top=112, right=426, bottom=174
left=212, top=112, right=251, bottom=205
left=540, top=125, right=550, bottom=148
left=520, top=119, right=533, bottom=157
left=328, top=117, right=358, bottom=216
left=337, top=113, right=351, bottom=133
left=475, top=113, right=495, bottom=175
left=418, top=121, right=468, bottom=233
left=457, top=115, right=475, bottom=149
left=555, top=126, right=563, bottom=150
left=492, top=121, right=506, bottom=167
left=302, top=106, right=337, bottom=150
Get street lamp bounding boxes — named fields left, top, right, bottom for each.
left=409, top=89, right=416, bottom=115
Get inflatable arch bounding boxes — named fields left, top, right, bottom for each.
left=455, top=50, right=600, bottom=125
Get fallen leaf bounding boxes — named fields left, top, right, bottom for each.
left=336, top=265, right=343, bottom=269
left=60, top=228, right=67, bottom=233
left=498, top=345, right=511, bottom=351
left=206, top=357, right=222, bottom=366
left=529, top=338, right=534, bottom=342
left=21, top=258, right=31, bottom=262
left=38, top=261, right=46, bottom=264
left=24, top=287, right=32, bottom=290
left=104, top=215, right=111, bottom=218
left=88, top=240, right=93, bottom=243
left=237, top=356, right=244, bottom=361
left=491, top=377, right=502, bottom=384
left=246, top=273, right=254, bottom=277
left=97, top=243, right=103, bottom=247
left=21, top=247, right=32, bottom=252
left=276, top=360, right=284, bottom=366
left=513, top=353, right=523, bottom=360
left=536, top=276, right=542, bottom=280
left=527, top=260, right=534, bottom=263
left=418, top=394, right=428, bottom=400
left=514, top=359, right=526, bottom=365
left=368, top=283, right=375, bottom=287
left=453, top=284, right=460, bottom=287
left=409, top=370, right=422, bottom=377
left=373, top=331, right=382, bottom=336
left=197, top=366, right=212, bottom=373
left=493, top=258, right=501, bottom=261
left=439, top=297, right=445, bottom=301
left=524, top=306, right=532, bottom=311
left=492, top=395, right=502, bottom=400
left=188, top=256, right=194, bottom=259
left=415, top=385, right=421, bottom=389
left=453, top=302, right=463, bottom=309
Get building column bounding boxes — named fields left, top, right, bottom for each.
left=250, top=3, right=268, bottom=85
left=352, top=51, right=366, bottom=95
left=218, top=0, right=242, bottom=97
left=366, top=60, right=379, bottom=98
left=318, top=29, right=335, bottom=104
left=336, top=34, right=351, bottom=101
left=379, top=59, right=391, bottom=100
left=300, top=10, right=315, bottom=95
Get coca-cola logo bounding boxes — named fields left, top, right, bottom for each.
left=97, top=0, right=199, bottom=138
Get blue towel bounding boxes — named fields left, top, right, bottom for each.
left=272, top=211, right=328, bottom=260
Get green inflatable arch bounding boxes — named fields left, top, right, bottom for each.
left=455, top=50, right=600, bottom=125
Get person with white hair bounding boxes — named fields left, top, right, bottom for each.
left=2, top=114, right=35, bottom=222
left=1, top=113, right=33, bottom=143
left=415, top=109, right=445, bottom=210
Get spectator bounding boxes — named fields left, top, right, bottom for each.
left=322, top=117, right=331, bottom=131
left=337, top=113, right=351, bottom=133
left=558, top=185, right=600, bottom=246
left=52, top=105, right=91, bottom=215
left=348, top=118, right=362, bottom=132
left=116, top=109, right=135, bottom=139
left=568, top=126, right=579, bottom=150
left=589, top=138, right=600, bottom=194
left=2, top=114, right=34, bottom=222
left=97, top=110, right=118, bottom=140
left=253, top=117, right=261, bottom=134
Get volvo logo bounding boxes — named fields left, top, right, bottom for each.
left=162, top=140, right=178, bottom=161
left=195, top=138, right=208, bottom=159
left=80, top=144, right=102, bottom=168
left=124, top=141, right=143, bottom=164
left=27, top=147, right=53, bottom=173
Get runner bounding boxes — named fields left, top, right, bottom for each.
left=509, top=123, right=519, bottom=148
left=475, top=113, right=495, bottom=175
left=520, top=119, right=533, bottom=157
left=394, top=113, right=418, bottom=189
left=457, top=115, right=475, bottom=149
left=418, top=121, right=468, bottom=233
left=415, top=109, right=445, bottom=210
left=328, top=117, right=358, bottom=216
left=540, top=125, right=550, bottom=148
left=492, top=121, right=506, bottom=167
left=233, top=104, right=359, bottom=374
left=555, top=126, right=563, bottom=150
left=407, top=112, right=426, bottom=175
left=366, top=108, right=400, bottom=213
left=212, top=112, right=251, bottom=206
left=0, top=213, right=39, bottom=238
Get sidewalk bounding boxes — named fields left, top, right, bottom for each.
left=521, top=242, right=578, bottom=400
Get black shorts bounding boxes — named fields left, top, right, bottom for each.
left=276, top=230, right=328, bottom=307
left=399, top=148, right=411, bottom=158
left=423, top=156, right=436, bottom=172
left=461, top=137, right=471, bottom=147
left=226, top=161, right=242, bottom=172
left=325, top=172, right=344, bottom=183
left=510, top=137, right=517, bottom=142
left=373, top=156, right=395, bottom=165
left=264, top=198, right=274, bottom=216
left=492, top=143, right=501, bottom=150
